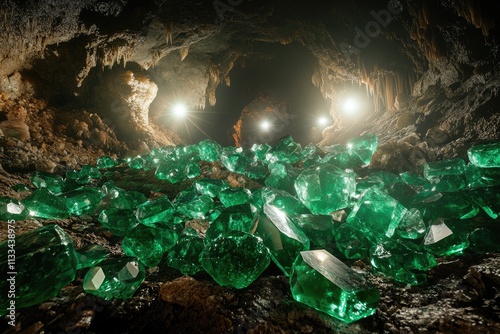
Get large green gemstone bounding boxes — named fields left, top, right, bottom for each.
left=423, top=219, right=470, bottom=256
left=465, top=164, right=500, bottom=189
left=76, top=244, right=110, bottom=270
left=346, top=134, right=378, bottom=165
left=265, top=161, right=300, bottom=195
left=294, top=164, right=356, bottom=215
left=257, top=204, right=310, bottom=276
left=96, top=155, right=116, bottom=169
left=347, top=187, right=407, bottom=240
left=205, top=204, right=257, bottom=242
left=175, top=189, right=214, bottom=219
left=98, top=208, right=138, bottom=236
left=121, top=225, right=165, bottom=267
left=218, top=187, right=251, bottom=207
left=22, top=188, right=70, bottom=219
left=321, top=144, right=363, bottom=169
left=369, top=240, right=437, bottom=285
left=200, top=230, right=271, bottom=289
left=423, top=158, right=466, bottom=192
left=83, top=257, right=145, bottom=300
left=135, top=196, right=175, bottom=226
left=166, top=229, right=205, bottom=276
left=155, top=160, right=185, bottom=183
left=0, top=224, right=77, bottom=316
left=396, top=208, right=426, bottom=239
left=63, top=187, right=103, bottom=216
left=265, top=135, right=302, bottom=164
left=290, top=250, right=380, bottom=323
left=260, top=188, right=308, bottom=216
left=194, top=179, right=229, bottom=198
left=198, top=139, right=223, bottom=162
left=30, top=171, right=65, bottom=195
left=334, top=223, right=371, bottom=260
left=467, top=141, right=500, bottom=168
left=291, top=214, right=335, bottom=249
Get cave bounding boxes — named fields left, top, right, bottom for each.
left=1, top=0, right=500, bottom=333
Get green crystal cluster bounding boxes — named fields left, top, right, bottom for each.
left=2, top=135, right=500, bottom=324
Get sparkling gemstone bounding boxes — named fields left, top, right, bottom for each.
left=412, top=191, right=479, bottom=220
left=251, top=143, right=271, bottom=161
left=290, top=250, right=380, bottom=323
left=265, top=135, right=302, bottom=164
left=423, top=219, right=470, bottom=256
left=96, top=155, right=116, bottom=169
left=218, top=187, right=251, bottom=207
left=294, top=164, right=356, bottom=215
left=400, top=172, right=432, bottom=190
left=265, top=161, right=300, bottom=195
left=291, top=214, right=335, bottom=249
left=396, top=208, right=426, bottom=239
left=369, top=240, right=437, bottom=285
left=0, top=224, right=77, bottom=315
left=175, top=188, right=214, bottom=219
left=468, top=141, right=500, bottom=168
left=321, top=144, right=363, bottom=169
left=128, top=157, right=144, bottom=170
left=79, top=165, right=102, bottom=179
left=346, top=134, right=378, bottom=165
left=63, top=187, right=103, bottom=216
left=98, top=188, right=147, bottom=211
left=22, top=188, right=70, bottom=219
left=205, top=204, right=257, bottom=242
left=200, top=230, right=271, bottom=289
left=198, top=139, right=223, bottom=162
left=98, top=208, right=139, bottom=236
left=83, top=257, right=145, bottom=300
left=121, top=224, right=166, bottom=267
left=0, top=197, right=28, bottom=220
left=156, top=160, right=185, bottom=183
left=76, top=244, right=110, bottom=270
left=260, top=188, right=309, bottom=216
left=257, top=204, right=310, bottom=276
left=135, top=196, right=175, bottom=226
left=423, top=158, right=466, bottom=192
left=166, top=228, right=205, bottom=275
left=194, top=178, right=229, bottom=198
left=30, top=171, right=65, bottom=195
left=465, top=164, right=500, bottom=189
left=334, top=223, right=371, bottom=260
left=347, top=187, right=407, bottom=240
left=11, top=183, right=31, bottom=192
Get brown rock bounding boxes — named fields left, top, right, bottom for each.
left=0, top=120, right=30, bottom=142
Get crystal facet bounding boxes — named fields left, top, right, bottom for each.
left=468, top=142, right=500, bottom=168
left=290, top=250, right=380, bottom=323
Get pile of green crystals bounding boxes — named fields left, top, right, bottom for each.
left=1, top=135, right=500, bottom=324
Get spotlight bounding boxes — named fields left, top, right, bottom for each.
left=317, top=116, right=330, bottom=127
left=172, top=103, right=187, bottom=118
left=260, top=120, right=271, bottom=131
left=341, top=96, right=360, bottom=116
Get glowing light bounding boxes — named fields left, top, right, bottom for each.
left=261, top=120, right=271, bottom=131
left=342, top=97, right=360, bottom=116
left=172, top=103, right=187, bottom=118
left=317, top=116, right=330, bottom=127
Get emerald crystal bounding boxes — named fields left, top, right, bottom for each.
left=30, top=171, right=65, bottom=195
left=346, top=134, right=378, bottom=165
left=334, top=223, right=371, bottom=260
left=63, top=187, right=103, bottom=216
left=198, top=139, right=222, bottom=162
left=83, top=257, right=145, bottom=300
left=185, top=161, right=201, bottom=179
left=251, top=143, right=271, bottom=161
left=465, top=164, right=500, bottom=189
left=79, top=165, right=102, bottom=179
left=76, top=244, right=110, bottom=270
left=0, top=197, right=28, bottom=220
left=205, top=204, right=257, bottom=242
left=155, top=160, right=185, bottom=184
left=423, top=158, right=466, bottom=192
left=294, top=164, right=356, bottom=215
left=257, top=204, right=310, bottom=275
left=412, top=191, right=479, bottom=220
left=423, top=219, right=470, bottom=256
left=469, top=228, right=500, bottom=254
left=22, top=188, right=70, bottom=219
left=200, top=230, right=271, bottom=289
left=175, top=189, right=214, bottom=219
left=128, top=157, right=144, bottom=170
left=166, top=228, right=205, bottom=275
left=291, top=214, right=335, bottom=249
left=220, top=146, right=248, bottom=174
left=98, top=188, right=147, bottom=211
left=260, top=188, right=308, bottom=216
left=121, top=224, right=165, bottom=267
left=265, top=161, right=299, bottom=195
left=135, top=196, right=175, bottom=226
left=347, top=187, right=407, bottom=240
left=369, top=240, right=437, bottom=285
left=321, top=144, right=363, bottom=169
left=96, top=155, right=116, bottom=169
left=98, top=208, right=138, bottom=236
left=0, top=224, right=77, bottom=316
left=11, top=184, right=31, bottom=192
left=396, top=208, right=426, bottom=239
left=290, top=250, right=380, bottom=323
left=194, top=179, right=229, bottom=198
left=218, top=187, right=251, bottom=207
left=265, top=135, right=302, bottom=164
left=468, top=141, right=500, bottom=168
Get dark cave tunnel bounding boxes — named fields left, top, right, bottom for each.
left=1, top=0, right=500, bottom=333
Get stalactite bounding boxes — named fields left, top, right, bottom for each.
left=180, top=46, right=189, bottom=61
left=456, top=0, right=495, bottom=36
left=163, top=22, right=173, bottom=45
left=224, top=75, right=231, bottom=87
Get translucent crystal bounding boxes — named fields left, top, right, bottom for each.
left=321, top=144, right=363, bottom=169
left=205, top=204, right=257, bottom=242
left=290, top=250, right=380, bottom=323
left=291, top=214, right=335, bottom=249
left=218, top=187, right=251, bottom=207
left=96, top=155, right=116, bottom=169
left=294, top=164, right=356, bottom=215
left=465, top=164, right=500, bottom=189
left=265, top=161, right=300, bottom=196
left=121, top=224, right=166, bottom=267
left=98, top=208, right=139, bottom=236
left=334, top=223, right=371, bottom=260
left=347, top=187, right=407, bottom=240
left=30, top=171, right=65, bottom=195
left=0, top=224, right=77, bottom=315
left=198, top=139, right=223, bottom=162
left=76, top=244, right=110, bottom=270
left=175, top=188, right=214, bottom=219
left=200, top=230, right=271, bottom=289
left=166, top=229, right=205, bottom=275
left=396, top=208, right=426, bottom=239
left=265, top=135, right=302, bottom=164
left=63, top=187, right=103, bottom=216
left=423, top=219, right=470, bottom=256
left=135, top=196, right=175, bottom=226
left=0, top=197, right=28, bottom=220
left=260, top=188, right=308, bottom=216
left=83, top=257, right=145, bottom=300
left=423, top=158, right=466, bottom=192
left=468, top=142, right=500, bottom=168
left=257, top=204, right=310, bottom=275
left=194, top=179, right=229, bottom=198
left=22, top=188, right=70, bottom=219
left=469, top=228, right=500, bottom=254
left=346, top=134, right=378, bottom=165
